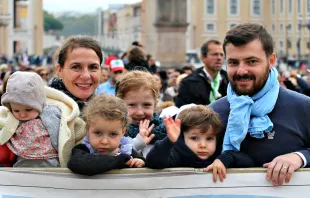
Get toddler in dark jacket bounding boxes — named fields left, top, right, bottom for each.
left=146, top=105, right=254, bottom=182
left=68, top=94, right=145, bottom=176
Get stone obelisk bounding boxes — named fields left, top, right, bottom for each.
left=154, top=0, right=188, bottom=68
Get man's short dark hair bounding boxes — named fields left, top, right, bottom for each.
left=182, top=65, right=193, bottom=71
left=200, top=40, right=222, bottom=57
left=132, top=41, right=143, bottom=47
left=175, top=68, right=183, bottom=74
left=223, top=23, right=274, bottom=57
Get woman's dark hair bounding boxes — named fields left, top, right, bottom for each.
left=127, top=46, right=146, bottom=63
left=55, top=35, right=103, bottom=68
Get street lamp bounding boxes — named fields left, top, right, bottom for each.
left=297, top=16, right=310, bottom=62
left=285, top=24, right=291, bottom=59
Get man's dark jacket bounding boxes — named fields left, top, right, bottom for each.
left=175, top=67, right=228, bottom=107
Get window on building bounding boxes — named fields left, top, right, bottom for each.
left=272, top=0, right=276, bottom=15
left=287, top=40, right=292, bottom=48
left=280, top=0, right=284, bottom=13
left=272, top=24, right=275, bottom=32
left=287, top=24, right=292, bottom=32
left=280, top=24, right=284, bottom=32
left=206, top=23, right=215, bottom=32
left=308, top=0, right=310, bottom=13
left=133, top=7, right=141, bottom=17
left=252, top=0, right=261, bottom=16
left=279, top=41, right=284, bottom=48
left=288, top=0, right=292, bottom=14
left=229, top=23, right=237, bottom=29
left=229, top=0, right=239, bottom=15
left=297, top=0, right=302, bottom=14
left=206, top=0, right=215, bottom=15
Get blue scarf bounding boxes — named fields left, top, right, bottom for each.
left=83, top=136, right=133, bottom=156
left=223, top=67, right=280, bottom=151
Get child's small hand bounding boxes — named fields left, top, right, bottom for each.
left=164, top=117, right=181, bottom=143
left=139, top=120, right=155, bottom=144
left=125, top=157, right=145, bottom=168
left=204, top=159, right=227, bottom=183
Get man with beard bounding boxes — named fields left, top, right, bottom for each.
left=209, top=23, right=310, bottom=186
left=175, top=40, right=228, bottom=107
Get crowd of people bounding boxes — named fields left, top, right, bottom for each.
left=0, top=23, right=310, bottom=187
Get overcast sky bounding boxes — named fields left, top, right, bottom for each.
left=43, top=0, right=142, bottom=13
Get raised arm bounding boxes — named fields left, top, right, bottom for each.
left=146, top=117, right=181, bottom=169
left=132, top=120, right=155, bottom=151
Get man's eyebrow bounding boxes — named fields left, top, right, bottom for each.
left=244, top=56, right=259, bottom=60
left=227, top=58, right=238, bottom=61
left=69, top=62, right=81, bottom=65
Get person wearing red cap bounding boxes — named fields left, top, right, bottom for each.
left=105, top=55, right=117, bottom=67
left=96, top=59, right=125, bottom=96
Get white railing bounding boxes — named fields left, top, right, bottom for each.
left=0, top=168, right=309, bottom=197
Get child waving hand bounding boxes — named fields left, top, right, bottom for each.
left=146, top=105, right=254, bottom=182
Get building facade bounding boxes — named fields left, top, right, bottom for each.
left=0, top=0, right=10, bottom=56
left=186, top=0, right=310, bottom=59
left=141, top=0, right=188, bottom=68
left=0, top=0, right=43, bottom=58
left=141, top=0, right=157, bottom=57
left=117, top=3, right=142, bottom=52
left=101, top=8, right=120, bottom=52
left=269, top=0, right=310, bottom=59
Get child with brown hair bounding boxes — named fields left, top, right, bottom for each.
left=68, top=94, right=145, bottom=176
left=146, top=105, right=254, bottom=182
left=116, top=70, right=167, bottom=157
